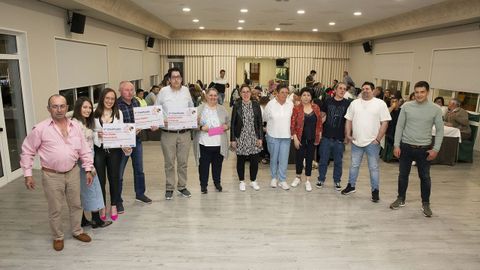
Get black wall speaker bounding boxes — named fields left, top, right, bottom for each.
left=70, top=12, right=86, bottom=34
left=146, top=37, right=155, bottom=48
left=362, top=41, right=372, bottom=53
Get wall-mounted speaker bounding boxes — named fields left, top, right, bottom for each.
left=146, top=37, right=155, bottom=48
left=70, top=12, right=86, bottom=34
left=362, top=41, right=372, bottom=53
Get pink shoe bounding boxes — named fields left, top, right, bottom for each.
left=100, top=209, right=107, bottom=221
left=110, top=205, right=118, bottom=221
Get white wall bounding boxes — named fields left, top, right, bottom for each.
left=348, top=23, right=480, bottom=150
left=0, top=0, right=161, bottom=122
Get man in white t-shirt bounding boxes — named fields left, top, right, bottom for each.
left=341, top=81, right=391, bottom=202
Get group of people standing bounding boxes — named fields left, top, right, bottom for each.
left=20, top=65, right=444, bottom=251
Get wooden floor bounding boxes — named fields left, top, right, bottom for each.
left=0, top=141, right=479, bottom=270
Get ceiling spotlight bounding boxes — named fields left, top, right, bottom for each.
left=238, top=19, right=245, bottom=23
left=237, top=26, right=243, bottom=30
left=199, top=26, right=205, bottom=29
left=354, top=11, right=362, bottom=16
left=312, top=28, right=318, bottom=32
left=275, top=27, right=281, bottom=31
left=192, top=19, right=199, bottom=23
left=297, top=10, right=305, bottom=14
left=329, top=22, right=336, bottom=26
left=240, top=9, right=248, bottom=13
left=182, top=7, right=191, bottom=12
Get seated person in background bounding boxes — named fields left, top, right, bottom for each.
left=434, top=96, right=448, bottom=119
left=135, top=89, right=147, bottom=107
left=445, top=98, right=471, bottom=140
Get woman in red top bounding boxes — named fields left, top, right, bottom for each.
left=290, top=88, right=323, bottom=191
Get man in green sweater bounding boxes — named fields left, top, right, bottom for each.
left=390, top=81, right=444, bottom=217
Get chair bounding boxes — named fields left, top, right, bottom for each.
left=457, top=111, right=480, bottom=162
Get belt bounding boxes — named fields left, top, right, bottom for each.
left=42, top=166, right=75, bottom=174
left=403, top=143, right=430, bottom=149
left=163, top=129, right=190, bottom=134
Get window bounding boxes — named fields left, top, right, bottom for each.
left=150, top=75, right=159, bottom=87
left=432, top=88, right=479, bottom=112
left=130, top=80, right=142, bottom=90
left=0, top=34, right=17, bottom=54
left=376, top=79, right=411, bottom=98
left=59, top=83, right=106, bottom=111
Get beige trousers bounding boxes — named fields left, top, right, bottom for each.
left=41, top=166, right=83, bottom=240
left=160, top=131, right=191, bottom=191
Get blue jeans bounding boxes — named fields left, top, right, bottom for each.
left=118, top=137, right=146, bottom=203
left=398, top=143, right=431, bottom=203
left=318, top=137, right=345, bottom=183
left=217, top=92, right=225, bottom=105
left=348, top=142, right=381, bottom=191
left=266, top=135, right=290, bottom=182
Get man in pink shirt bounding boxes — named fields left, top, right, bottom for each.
left=20, top=95, right=94, bottom=251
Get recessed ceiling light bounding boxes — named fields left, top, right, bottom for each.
left=275, top=27, right=281, bottom=31
left=354, top=11, right=362, bottom=16
left=238, top=19, right=245, bottom=23
left=237, top=26, right=243, bottom=30
left=182, top=7, right=191, bottom=12
left=312, top=28, right=318, bottom=32
left=199, top=26, right=205, bottom=29
left=297, top=10, right=305, bottom=14
left=329, top=22, right=336, bottom=26
left=192, top=19, right=199, bottom=23
left=240, top=9, right=248, bottom=13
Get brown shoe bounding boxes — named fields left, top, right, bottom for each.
left=73, top=233, right=91, bottom=243
left=53, top=239, right=64, bottom=251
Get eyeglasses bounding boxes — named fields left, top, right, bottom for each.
left=50, top=104, right=67, bottom=110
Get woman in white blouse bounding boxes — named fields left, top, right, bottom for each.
left=264, top=84, right=294, bottom=190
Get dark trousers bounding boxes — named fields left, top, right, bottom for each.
left=295, top=138, right=315, bottom=176
left=94, top=146, right=121, bottom=206
left=398, top=143, right=432, bottom=203
left=236, top=153, right=259, bottom=181
left=118, top=137, right=146, bottom=203
left=198, top=145, right=224, bottom=188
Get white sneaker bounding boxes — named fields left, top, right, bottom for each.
left=291, top=177, right=301, bottom=187
left=278, top=181, right=290, bottom=190
left=239, top=181, right=246, bottom=191
left=270, top=178, right=278, bottom=188
left=305, top=181, right=312, bottom=192
left=250, top=181, right=260, bottom=191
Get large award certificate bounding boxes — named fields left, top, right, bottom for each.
left=102, top=123, right=136, bottom=148
left=134, top=105, right=164, bottom=129
left=167, top=108, right=198, bottom=130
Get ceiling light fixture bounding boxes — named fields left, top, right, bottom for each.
left=275, top=27, right=281, bottom=31
left=329, top=22, right=336, bottom=26
left=240, top=9, right=248, bottom=13
left=238, top=19, right=245, bottom=23
left=297, top=10, right=305, bottom=14
left=192, top=19, right=199, bottom=23
left=237, top=27, right=243, bottom=30
left=199, top=26, right=205, bottom=29
left=354, top=11, right=362, bottom=16
left=312, top=28, right=318, bottom=32
left=182, top=7, right=191, bottom=12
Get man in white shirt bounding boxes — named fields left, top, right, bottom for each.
left=155, top=67, right=194, bottom=200
left=342, top=82, right=391, bottom=202
left=213, top=69, right=228, bottom=105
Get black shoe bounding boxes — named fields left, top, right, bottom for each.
left=341, top=183, right=356, bottom=195
left=117, top=202, right=125, bottom=214
left=315, top=181, right=324, bottom=189
left=371, top=189, right=380, bottom=202
left=422, top=202, right=432, bottom=217
left=136, top=194, right=152, bottom=204
left=201, top=187, right=208, bottom=194
left=334, top=182, right=342, bottom=191
left=92, top=220, right=113, bottom=229
left=178, top=188, right=192, bottom=198
left=81, top=218, right=91, bottom=227
left=165, top=190, right=174, bottom=200
left=215, top=183, right=223, bottom=192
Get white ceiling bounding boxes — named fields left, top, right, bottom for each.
left=133, top=0, right=448, bottom=32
